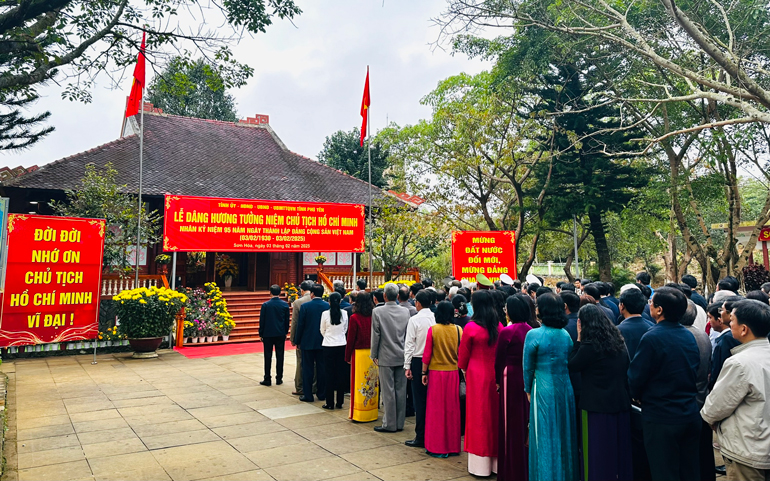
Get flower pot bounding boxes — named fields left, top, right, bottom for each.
left=222, top=335, right=230, bottom=341
left=128, top=337, right=163, bottom=358
left=224, top=275, right=233, bottom=288
left=211, top=335, right=218, bottom=342
left=206, top=336, right=214, bottom=343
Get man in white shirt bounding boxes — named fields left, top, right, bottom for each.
left=701, top=300, right=770, bottom=480
left=403, top=290, right=435, bottom=448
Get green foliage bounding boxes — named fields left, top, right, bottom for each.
left=0, top=0, right=301, bottom=150
left=147, top=58, right=239, bottom=121
left=318, top=128, right=389, bottom=188
left=584, top=266, right=635, bottom=287
left=377, top=71, right=546, bottom=270
left=371, top=197, right=446, bottom=281
left=51, top=163, right=161, bottom=274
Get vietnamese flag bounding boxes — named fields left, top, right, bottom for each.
left=360, top=67, right=370, bottom=146
left=125, top=32, right=146, bottom=118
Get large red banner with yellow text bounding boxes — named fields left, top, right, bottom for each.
left=163, top=195, right=366, bottom=252
left=452, top=231, right=517, bottom=283
left=0, top=215, right=105, bottom=346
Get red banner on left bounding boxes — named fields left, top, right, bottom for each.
left=0, top=215, right=106, bottom=346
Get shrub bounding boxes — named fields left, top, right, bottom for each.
left=742, top=263, right=770, bottom=292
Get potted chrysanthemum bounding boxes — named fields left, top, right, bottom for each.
left=113, top=286, right=187, bottom=358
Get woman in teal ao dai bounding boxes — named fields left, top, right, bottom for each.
left=523, top=292, right=579, bottom=481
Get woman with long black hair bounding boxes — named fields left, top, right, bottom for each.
left=524, top=292, right=578, bottom=481
left=495, top=294, right=534, bottom=481
left=422, top=301, right=463, bottom=457
left=458, top=289, right=503, bottom=476
left=345, top=292, right=379, bottom=422
left=568, top=304, right=632, bottom=481
left=320, top=292, right=349, bottom=410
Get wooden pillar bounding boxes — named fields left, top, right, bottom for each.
left=247, top=253, right=256, bottom=291
left=763, top=241, right=769, bottom=271
left=205, top=252, right=215, bottom=284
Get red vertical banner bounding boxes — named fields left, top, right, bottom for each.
left=0, top=215, right=105, bottom=346
left=451, top=231, right=517, bottom=283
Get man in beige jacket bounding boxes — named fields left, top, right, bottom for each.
left=701, top=299, right=770, bottom=481
left=290, top=280, right=314, bottom=396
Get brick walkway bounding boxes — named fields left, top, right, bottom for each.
left=0, top=350, right=477, bottom=481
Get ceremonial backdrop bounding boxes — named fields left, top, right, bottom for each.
left=163, top=195, right=366, bottom=252
left=452, top=231, right=517, bottom=283
left=0, top=215, right=105, bottom=346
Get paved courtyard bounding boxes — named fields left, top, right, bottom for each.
left=0, top=349, right=479, bottom=481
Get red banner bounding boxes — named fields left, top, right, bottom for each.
left=163, top=195, right=366, bottom=252
left=760, top=227, right=770, bottom=242
left=452, top=231, right=517, bottom=283
left=0, top=215, right=105, bottom=346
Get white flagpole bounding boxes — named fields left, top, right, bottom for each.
left=367, top=66, right=373, bottom=290
left=134, top=90, right=144, bottom=288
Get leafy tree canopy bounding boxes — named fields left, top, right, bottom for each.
left=317, top=128, right=389, bottom=188
left=147, top=58, right=238, bottom=121
left=51, top=163, right=161, bottom=275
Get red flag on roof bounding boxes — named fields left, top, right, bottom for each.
left=360, top=67, right=370, bottom=146
left=125, top=32, right=146, bottom=118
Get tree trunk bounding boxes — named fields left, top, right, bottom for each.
left=588, top=211, right=612, bottom=282
left=563, top=254, right=575, bottom=283
left=518, top=231, right=541, bottom=281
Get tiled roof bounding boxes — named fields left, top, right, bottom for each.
left=5, top=112, right=389, bottom=205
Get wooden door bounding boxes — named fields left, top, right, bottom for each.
left=270, top=252, right=291, bottom=287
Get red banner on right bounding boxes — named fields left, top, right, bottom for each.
left=451, top=231, right=517, bottom=283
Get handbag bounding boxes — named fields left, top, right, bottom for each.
left=457, top=325, right=466, bottom=399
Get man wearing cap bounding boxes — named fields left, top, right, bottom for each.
left=500, top=273, right=514, bottom=287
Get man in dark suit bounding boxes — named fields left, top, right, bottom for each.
left=336, top=286, right=351, bottom=309
left=682, top=274, right=708, bottom=311
left=617, top=288, right=654, bottom=360
left=296, top=284, right=329, bottom=402
left=259, top=284, right=290, bottom=386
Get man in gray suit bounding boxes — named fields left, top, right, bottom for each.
left=371, top=283, right=410, bottom=433
left=290, top=280, right=314, bottom=396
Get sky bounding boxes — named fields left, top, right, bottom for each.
left=2, top=0, right=491, bottom=169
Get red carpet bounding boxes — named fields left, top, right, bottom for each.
left=174, top=340, right=294, bottom=359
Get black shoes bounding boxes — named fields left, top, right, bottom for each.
left=276, top=379, right=283, bottom=385
left=335, top=403, right=343, bottom=409
left=715, top=466, right=726, bottom=476
left=321, top=404, right=334, bottom=410
left=259, top=380, right=271, bottom=386
left=405, top=439, right=424, bottom=448
left=373, top=426, right=396, bottom=433
left=299, top=397, right=314, bottom=402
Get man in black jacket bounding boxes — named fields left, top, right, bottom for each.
left=628, top=287, right=701, bottom=481
left=259, top=284, right=290, bottom=386
left=682, top=274, right=708, bottom=311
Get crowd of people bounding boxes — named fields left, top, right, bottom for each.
left=258, top=273, right=770, bottom=481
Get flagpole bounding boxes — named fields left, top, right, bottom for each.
left=134, top=90, right=144, bottom=288
left=366, top=66, right=373, bottom=290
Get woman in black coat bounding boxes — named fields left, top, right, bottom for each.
left=568, top=304, right=633, bottom=481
